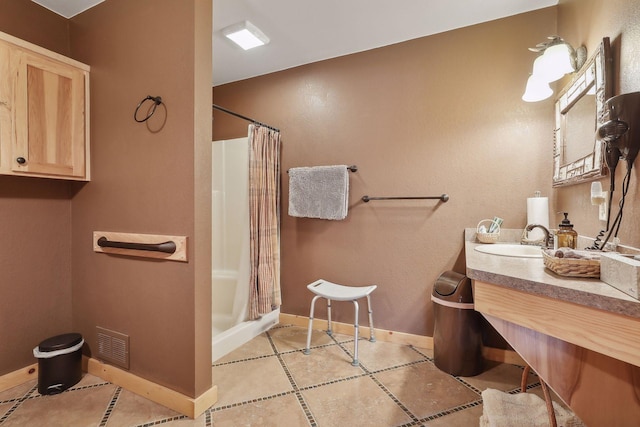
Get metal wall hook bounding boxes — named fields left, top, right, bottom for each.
left=134, top=95, right=163, bottom=123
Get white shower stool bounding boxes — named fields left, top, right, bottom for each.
left=303, top=279, right=377, bottom=366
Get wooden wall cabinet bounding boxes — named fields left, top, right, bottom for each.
left=0, top=31, right=90, bottom=181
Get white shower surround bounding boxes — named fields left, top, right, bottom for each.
left=211, top=137, right=279, bottom=362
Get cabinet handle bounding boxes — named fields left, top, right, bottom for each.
left=16, top=157, right=26, bottom=165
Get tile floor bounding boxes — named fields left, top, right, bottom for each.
left=0, top=325, right=561, bottom=426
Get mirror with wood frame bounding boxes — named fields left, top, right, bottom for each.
left=553, top=37, right=612, bottom=187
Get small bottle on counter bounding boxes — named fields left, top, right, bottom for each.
left=556, top=212, right=577, bottom=249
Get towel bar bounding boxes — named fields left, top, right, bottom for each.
left=287, top=165, right=357, bottom=173
left=362, top=194, right=449, bottom=203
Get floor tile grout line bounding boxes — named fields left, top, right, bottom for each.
left=393, top=421, right=422, bottom=427
left=366, top=358, right=432, bottom=376
left=212, top=339, right=352, bottom=367
left=413, top=373, right=543, bottom=424
left=213, top=325, right=431, bottom=368
left=0, top=336, right=534, bottom=427
left=212, top=327, right=532, bottom=426
left=0, top=380, right=116, bottom=426
left=368, top=373, right=421, bottom=423
left=292, top=392, right=318, bottom=427
left=0, top=396, right=26, bottom=406
left=509, top=382, right=541, bottom=394
left=0, top=380, right=112, bottom=405
left=409, top=345, right=434, bottom=361
left=273, top=339, right=435, bottom=394
left=453, top=376, right=484, bottom=395
left=318, top=341, right=497, bottom=426
left=0, top=384, right=37, bottom=425
left=266, top=330, right=318, bottom=427
left=213, top=342, right=431, bottom=374
left=349, top=342, right=433, bottom=424
left=207, top=377, right=544, bottom=422
left=297, top=371, right=371, bottom=392
left=213, top=351, right=279, bottom=367
left=209, top=390, right=299, bottom=413
left=131, top=414, right=189, bottom=427
left=329, top=334, right=378, bottom=375
left=403, top=381, right=543, bottom=426
left=98, top=385, right=122, bottom=427
left=265, top=331, right=300, bottom=392
left=416, top=399, right=484, bottom=423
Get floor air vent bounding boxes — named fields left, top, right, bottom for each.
left=96, top=326, right=130, bottom=370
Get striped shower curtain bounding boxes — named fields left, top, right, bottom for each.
left=248, top=124, right=282, bottom=320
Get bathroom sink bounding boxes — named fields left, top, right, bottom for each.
left=474, top=244, right=543, bottom=258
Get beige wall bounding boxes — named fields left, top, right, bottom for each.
left=555, top=0, right=640, bottom=249
left=0, top=0, right=73, bottom=376
left=0, top=0, right=212, bottom=397
left=213, top=8, right=557, bottom=336
left=69, top=0, right=212, bottom=397
left=2, top=0, right=637, bottom=399
left=0, top=0, right=70, bottom=55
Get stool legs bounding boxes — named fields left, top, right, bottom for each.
left=304, top=295, right=321, bottom=355
left=304, top=292, right=376, bottom=367
left=366, top=294, right=376, bottom=342
left=352, top=300, right=360, bottom=366
left=326, top=298, right=333, bottom=336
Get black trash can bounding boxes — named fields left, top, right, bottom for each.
left=33, top=333, right=84, bottom=395
left=431, top=271, right=483, bottom=376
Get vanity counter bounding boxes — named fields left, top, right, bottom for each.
left=465, top=233, right=640, bottom=320
left=464, top=229, right=640, bottom=425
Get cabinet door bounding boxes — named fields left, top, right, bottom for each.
left=0, top=42, right=12, bottom=173
left=12, top=50, right=87, bottom=178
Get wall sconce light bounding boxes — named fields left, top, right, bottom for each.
left=522, top=36, right=587, bottom=102
left=522, top=75, right=553, bottom=102
left=222, top=20, right=270, bottom=51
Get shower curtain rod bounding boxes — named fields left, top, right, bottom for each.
left=212, top=104, right=280, bottom=132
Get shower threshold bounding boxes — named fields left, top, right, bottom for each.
left=212, top=308, right=280, bottom=362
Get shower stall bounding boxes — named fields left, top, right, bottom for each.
left=211, top=137, right=279, bottom=362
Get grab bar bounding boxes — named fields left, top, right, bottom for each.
left=97, top=236, right=177, bottom=254
left=362, top=194, right=449, bottom=203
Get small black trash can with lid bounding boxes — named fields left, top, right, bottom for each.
left=33, top=333, right=84, bottom=395
left=431, top=271, right=483, bottom=376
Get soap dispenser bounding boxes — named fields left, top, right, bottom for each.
left=556, top=212, right=577, bottom=249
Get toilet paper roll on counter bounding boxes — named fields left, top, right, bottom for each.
left=526, top=196, right=549, bottom=241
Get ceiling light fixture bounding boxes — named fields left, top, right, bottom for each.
left=222, top=21, right=270, bottom=51
left=522, top=36, right=587, bottom=102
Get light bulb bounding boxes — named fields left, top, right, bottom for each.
left=522, top=75, right=553, bottom=102
left=538, top=43, right=574, bottom=82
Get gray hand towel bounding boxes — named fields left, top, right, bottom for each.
left=288, top=165, right=349, bottom=220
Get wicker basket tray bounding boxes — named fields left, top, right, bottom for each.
left=542, top=250, right=600, bottom=278
left=476, top=219, right=500, bottom=244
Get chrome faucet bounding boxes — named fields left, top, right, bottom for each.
left=523, top=224, right=554, bottom=248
